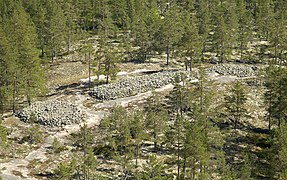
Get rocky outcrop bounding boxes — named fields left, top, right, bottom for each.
left=16, top=100, right=86, bottom=127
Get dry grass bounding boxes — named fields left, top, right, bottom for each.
left=47, top=61, right=92, bottom=88
left=2, top=116, right=21, bottom=127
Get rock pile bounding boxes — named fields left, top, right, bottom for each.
left=90, top=71, right=191, bottom=100
left=207, top=64, right=257, bottom=77
left=16, top=100, right=86, bottom=127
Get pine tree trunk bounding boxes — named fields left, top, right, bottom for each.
left=166, top=45, right=170, bottom=66
left=40, top=32, right=44, bottom=57
left=154, top=132, right=157, bottom=152
left=12, top=74, right=17, bottom=114
left=191, top=158, right=195, bottom=180
left=177, top=119, right=180, bottom=180
left=274, top=45, right=277, bottom=62
left=51, top=50, right=54, bottom=64
left=106, top=75, right=109, bottom=85
left=235, top=88, right=240, bottom=130
left=88, top=52, right=91, bottom=88
left=67, top=32, right=71, bottom=55
left=83, top=128, right=87, bottom=180
left=221, top=41, right=224, bottom=63
left=27, top=94, right=31, bottom=106
left=240, top=41, right=243, bottom=61
left=106, top=63, right=110, bottom=84
left=135, top=143, right=139, bottom=167
left=183, top=152, right=186, bottom=179
left=92, top=18, right=95, bottom=30
left=201, top=41, right=206, bottom=62
left=268, top=94, right=272, bottom=130
left=0, top=91, right=4, bottom=119
left=189, top=55, right=193, bottom=72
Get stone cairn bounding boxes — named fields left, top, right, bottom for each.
left=16, top=100, right=86, bottom=127
left=89, top=71, right=192, bottom=101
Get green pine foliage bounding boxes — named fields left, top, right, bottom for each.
left=160, top=4, right=184, bottom=66
left=0, top=121, right=7, bottom=147
left=239, top=154, right=252, bottom=180
left=263, top=65, right=287, bottom=128
left=145, top=93, right=169, bottom=152
left=139, top=155, right=168, bottom=180
left=0, top=27, right=15, bottom=114
left=2, top=0, right=287, bottom=179
left=224, top=80, right=247, bottom=129
left=4, top=3, right=46, bottom=110
left=94, top=36, right=123, bottom=84
left=178, top=11, right=202, bottom=71
left=25, top=124, right=44, bottom=144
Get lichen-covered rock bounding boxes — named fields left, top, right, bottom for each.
left=89, top=71, right=192, bottom=101
left=16, top=100, right=86, bottom=127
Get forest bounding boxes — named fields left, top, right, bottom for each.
left=1, top=0, right=287, bottom=179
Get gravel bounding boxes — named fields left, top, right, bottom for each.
left=89, top=71, right=192, bottom=101
left=16, top=100, right=86, bottom=127
left=207, top=64, right=257, bottom=77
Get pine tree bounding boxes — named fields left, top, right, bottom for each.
left=239, top=154, right=252, bottom=180
left=133, top=5, right=161, bottom=62
left=263, top=64, right=282, bottom=130
left=165, top=73, right=195, bottom=179
left=94, top=37, right=123, bottom=84
left=100, top=107, right=134, bottom=177
left=80, top=41, right=94, bottom=87
left=97, top=0, right=116, bottom=37
left=77, top=0, right=92, bottom=31
left=130, top=110, right=146, bottom=167
left=273, top=124, right=287, bottom=178
left=139, top=154, right=168, bottom=180
left=0, top=0, right=15, bottom=21
left=269, top=11, right=286, bottom=64
left=62, top=0, right=78, bottom=54
left=73, top=123, right=95, bottom=179
left=0, top=26, right=15, bottom=115
left=0, top=120, right=7, bottom=148
left=26, top=124, right=44, bottom=144
left=83, top=147, right=98, bottom=179
left=184, top=67, right=224, bottom=179
left=236, top=0, right=253, bottom=61
left=109, top=0, right=129, bottom=29
left=195, top=0, right=211, bottom=62
left=262, top=64, right=287, bottom=128
left=184, top=119, right=208, bottom=179
left=7, top=4, right=46, bottom=110
left=44, top=0, right=68, bottom=63
left=74, top=123, right=94, bottom=153
left=160, top=5, right=183, bottom=66
left=179, top=11, right=202, bottom=71
left=212, top=6, right=234, bottom=63
left=273, top=71, right=287, bottom=127
left=224, top=80, right=247, bottom=129
left=256, top=0, right=273, bottom=40
left=145, top=92, right=169, bottom=152
left=54, top=161, right=75, bottom=180
left=33, top=2, right=47, bottom=58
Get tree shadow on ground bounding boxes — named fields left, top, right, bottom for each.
left=216, top=119, right=276, bottom=179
